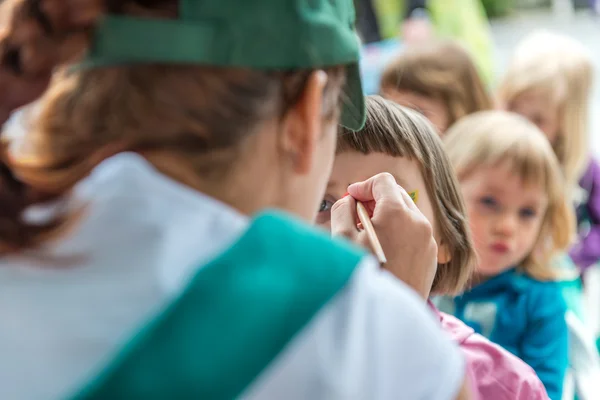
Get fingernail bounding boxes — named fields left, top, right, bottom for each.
left=316, top=70, right=328, bottom=84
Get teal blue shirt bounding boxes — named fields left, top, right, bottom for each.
left=438, top=268, right=569, bottom=400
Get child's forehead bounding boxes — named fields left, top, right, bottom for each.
left=328, top=152, right=430, bottom=203
left=333, top=151, right=421, bottom=183
left=509, top=75, right=568, bottom=109
left=513, top=87, right=563, bottom=107
left=467, top=162, right=546, bottom=194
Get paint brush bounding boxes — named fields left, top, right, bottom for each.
left=355, top=201, right=387, bottom=265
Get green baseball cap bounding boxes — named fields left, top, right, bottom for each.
left=81, top=0, right=366, bottom=130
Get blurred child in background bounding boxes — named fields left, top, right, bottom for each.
left=440, top=111, right=573, bottom=399
left=498, top=31, right=598, bottom=276
left=380, top=40, right=492, bottom=134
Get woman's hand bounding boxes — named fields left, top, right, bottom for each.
left=330, top=173, right=437, bottom=300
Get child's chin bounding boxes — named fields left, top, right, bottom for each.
left=477, top=261, right=511, bottom=277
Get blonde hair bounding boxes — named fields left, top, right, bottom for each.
left=339, top=96, right=475, bottom=295
left=379, top=40, right=493, bottom=130
left=498, top=30, right=593, bottom=193
left=445, top=111, right=576, bottom=281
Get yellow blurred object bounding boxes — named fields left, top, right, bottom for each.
left=372, top=0, right=495, bottom=85
left=409, top=190, right=418, bottom=203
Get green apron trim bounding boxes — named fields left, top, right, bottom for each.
left=72, top=211, right=364, bottom=400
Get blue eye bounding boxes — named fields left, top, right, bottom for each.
left=479, top=196, right=498, bottom=208
left=319, top=200, right=334, bottom=213
left=519, top=208, right=537, bottom=219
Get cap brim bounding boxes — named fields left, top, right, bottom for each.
left=340, top=63, right=366, bottom=131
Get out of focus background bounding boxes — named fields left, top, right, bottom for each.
left=491, top=2, right=600, bottom=154
left=359, top=0, right=600, bottom=151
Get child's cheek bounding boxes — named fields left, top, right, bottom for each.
left=467, top=209, right=488, bottom=247
left=315, top=215, right=332, bottom=231
left=523, top=217, right=545, bottom=252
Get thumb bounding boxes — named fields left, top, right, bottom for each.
left=330, top=195, right=359, bottom=240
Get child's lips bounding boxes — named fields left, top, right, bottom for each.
left=490, top=242, right=510, bottom=254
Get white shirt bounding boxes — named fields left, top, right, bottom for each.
left=0, top=153, right=465, bottom=400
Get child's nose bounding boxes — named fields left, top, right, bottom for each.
left=493, top=213, right=518, bottom=236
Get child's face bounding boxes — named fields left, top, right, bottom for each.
left=382, top=89, right=450, bottom=134
left=460, top=162, right=548, bottom=277
left=317, top=151, right=447, bottom=262
left=508, top=90, right=561, bottom=144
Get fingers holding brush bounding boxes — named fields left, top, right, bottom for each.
left=330, top=193, right=359, bottom=239
left=355, top=200, right=387, bottom=265
left=347, top=173, right=415, bottom=217
left=330, top=193, right=386, bottom=266
left=341, top=173, right=438, bottom=299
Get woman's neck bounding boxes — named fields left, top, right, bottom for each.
left=142, top=150, right=278, bottom=216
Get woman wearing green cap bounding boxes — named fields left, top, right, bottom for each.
left=0, top=1, right=471, bottom=399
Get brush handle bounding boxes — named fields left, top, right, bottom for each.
left=356, top=201, right=387, bottom=265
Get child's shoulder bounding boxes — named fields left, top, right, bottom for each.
left=513, top=269, right=559, bottom=287
left=461, top=331, right=549, bottom=399
left=517, top=273, right=566, bottom=315
left=580, top=157, right=600, bottom=188
left=437, top=310, right=549, bottom=399
left=518, top=273, right=563, bottom=295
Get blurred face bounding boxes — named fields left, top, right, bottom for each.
left=317, top=150, right=448, bottom=262
left=460, top=162, right=548, bottom=277
left=508, top=90, right=561, bottom=144
left=383, top=89, right=450, bottom=133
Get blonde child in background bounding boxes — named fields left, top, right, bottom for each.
left=379, top=40, right=492, bottom=134
left=439, top=111, right=573, bottom=399
left=319, top=96, right=549, bottom=399
left=498, top=30, right=599, bottom=275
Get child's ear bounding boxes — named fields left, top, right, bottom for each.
left=437, top=242, right=451, bottom=264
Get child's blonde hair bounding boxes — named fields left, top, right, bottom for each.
left=379, top=40, right=493, bottom=129
left=338, top=96, right=475, bottom=295
left=498, top=30, right=593, bottom=193
left=445, top=111, right=576, bottom=281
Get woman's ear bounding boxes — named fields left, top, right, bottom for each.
left=279, top=70, right=327, bottom=174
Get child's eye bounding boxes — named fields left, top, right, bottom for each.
left=479, top=196, right=498, bottom=209
left=318, top=199, right=334, bottom=213
left=519, top=208, right=537, bottom=219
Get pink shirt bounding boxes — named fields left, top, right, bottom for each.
left=429, top=302, right=550, bottom=400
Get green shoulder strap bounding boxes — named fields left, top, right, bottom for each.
left=72, top=211, right=365, bottom=400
